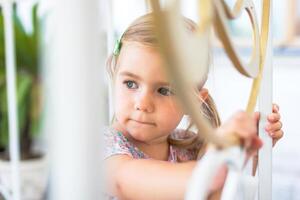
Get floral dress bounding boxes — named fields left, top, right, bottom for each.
left=104, top=127, right=198, bottom=162
left=103, top=127, right=199, bottom=199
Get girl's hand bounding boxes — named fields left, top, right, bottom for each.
left=217, top=111, right=263, bottom=154
left=251, top=104, right=283, bottom=176
left=254, top=104, right=283, bottom=147
left=208, top=111, right=262, bottom=196
left=208, top=105, right=283, bottom=195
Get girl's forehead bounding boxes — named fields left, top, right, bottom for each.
left=117, top=44, right=161, bottom=68
left=119, top=42, right=159, bottom=61
left=116, top=43, right=169, bottom=82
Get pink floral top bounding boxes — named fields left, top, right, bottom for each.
left=104, top=127, right=200, bottom=199
left=104, top=127, right=198, bottom=162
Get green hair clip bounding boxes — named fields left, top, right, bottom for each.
left=113, top=39, right=122, bottom=56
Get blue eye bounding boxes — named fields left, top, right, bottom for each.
left=158, top=87, right=173, bottom=96
left=124, top=80, right=138, bottom=89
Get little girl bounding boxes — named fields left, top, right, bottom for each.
left=104, top=13, right=283, bottom=199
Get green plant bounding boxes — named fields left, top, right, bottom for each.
left=0, top=4, right=41, bottom=160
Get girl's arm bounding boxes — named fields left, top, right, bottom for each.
left=106, top=155, right=196, bottom=200
left=105, top=111, right=265, bottom=199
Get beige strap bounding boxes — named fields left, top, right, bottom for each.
left=213, top=0, right=260, bottom=78
left=150, top=0, right=271, bottom=149
left=197, top=0, right=213, bottom=33
left=247, top=0, right=271, bottom=113
left=150, top=0, right=228, bottom=147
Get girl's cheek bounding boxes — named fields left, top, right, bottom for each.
left=159, top=102, right=183, bottom=123
left=114, top=86, right=133, bottom=109
left=113, top=86, right=125, bottom=108
left=114, top=81, right=126, bottom=98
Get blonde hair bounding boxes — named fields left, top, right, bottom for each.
left=106, top=13, right=221, bottom=159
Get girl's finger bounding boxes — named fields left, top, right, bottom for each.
left=269, top=129, right=284, bottom=140
left=272, top=104, right=279, bottom=113
left=246, top=137, right=263, bottom=157
left=267, top=113, right=281, bottom=123
left=252, top=137, right=263, bottom=149
left=254, top=112, right=260, bottom=122
left=265, top=121, right=282, bottom=133
left=272, top=130, right=283, bottom=147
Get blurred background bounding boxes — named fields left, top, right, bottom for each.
left=0, top=0, right=299, bottom=199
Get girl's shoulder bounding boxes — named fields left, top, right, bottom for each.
left=103, top=127, right=148, bottom=160
left=170, top=129, right=202, bottom=162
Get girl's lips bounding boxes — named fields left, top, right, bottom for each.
left=131, top=119, right=155, bottom=126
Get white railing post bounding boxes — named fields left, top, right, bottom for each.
left=105, top=0, right=115, bottom=122
left=2, top=1, right=21, bottom=199
left=45, top=0, right=106, bottom=199
left=258, top=0, right=273, bottom=199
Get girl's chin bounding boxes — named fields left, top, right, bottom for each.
left=127, top=129, right=152, bottom=142
left=127, top=129, right=169, bottom=144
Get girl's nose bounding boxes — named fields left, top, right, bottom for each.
left=134, top=91, right=154, bottom=113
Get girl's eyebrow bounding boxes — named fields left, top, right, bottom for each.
left=119, top=71, right=141, bottom=80
left=119, top=70, right=170, bottom=86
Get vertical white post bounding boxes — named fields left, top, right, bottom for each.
left=105, top=0, right=115, bottom=122
left=2, top=1, right=21, bottom=200
left=106, top=0, right=114, bottom=55
left=258, top=0, right=273, bottom=199
left=46, top=0, right=106, bottom=199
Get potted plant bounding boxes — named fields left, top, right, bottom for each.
left=0, top=4, right=47, bottom=199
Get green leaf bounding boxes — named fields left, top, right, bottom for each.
left=0, top=9, right=5, bottom=69
left=0, top=3, right=41, bottom=152
left=0, top=80, right=8, bottom=148
left=17, top=72, right=32, bottom=134
left=29, top=81, right=41, bottom=137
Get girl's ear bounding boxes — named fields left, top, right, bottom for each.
left=199, top=88, right=209, bottom=101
